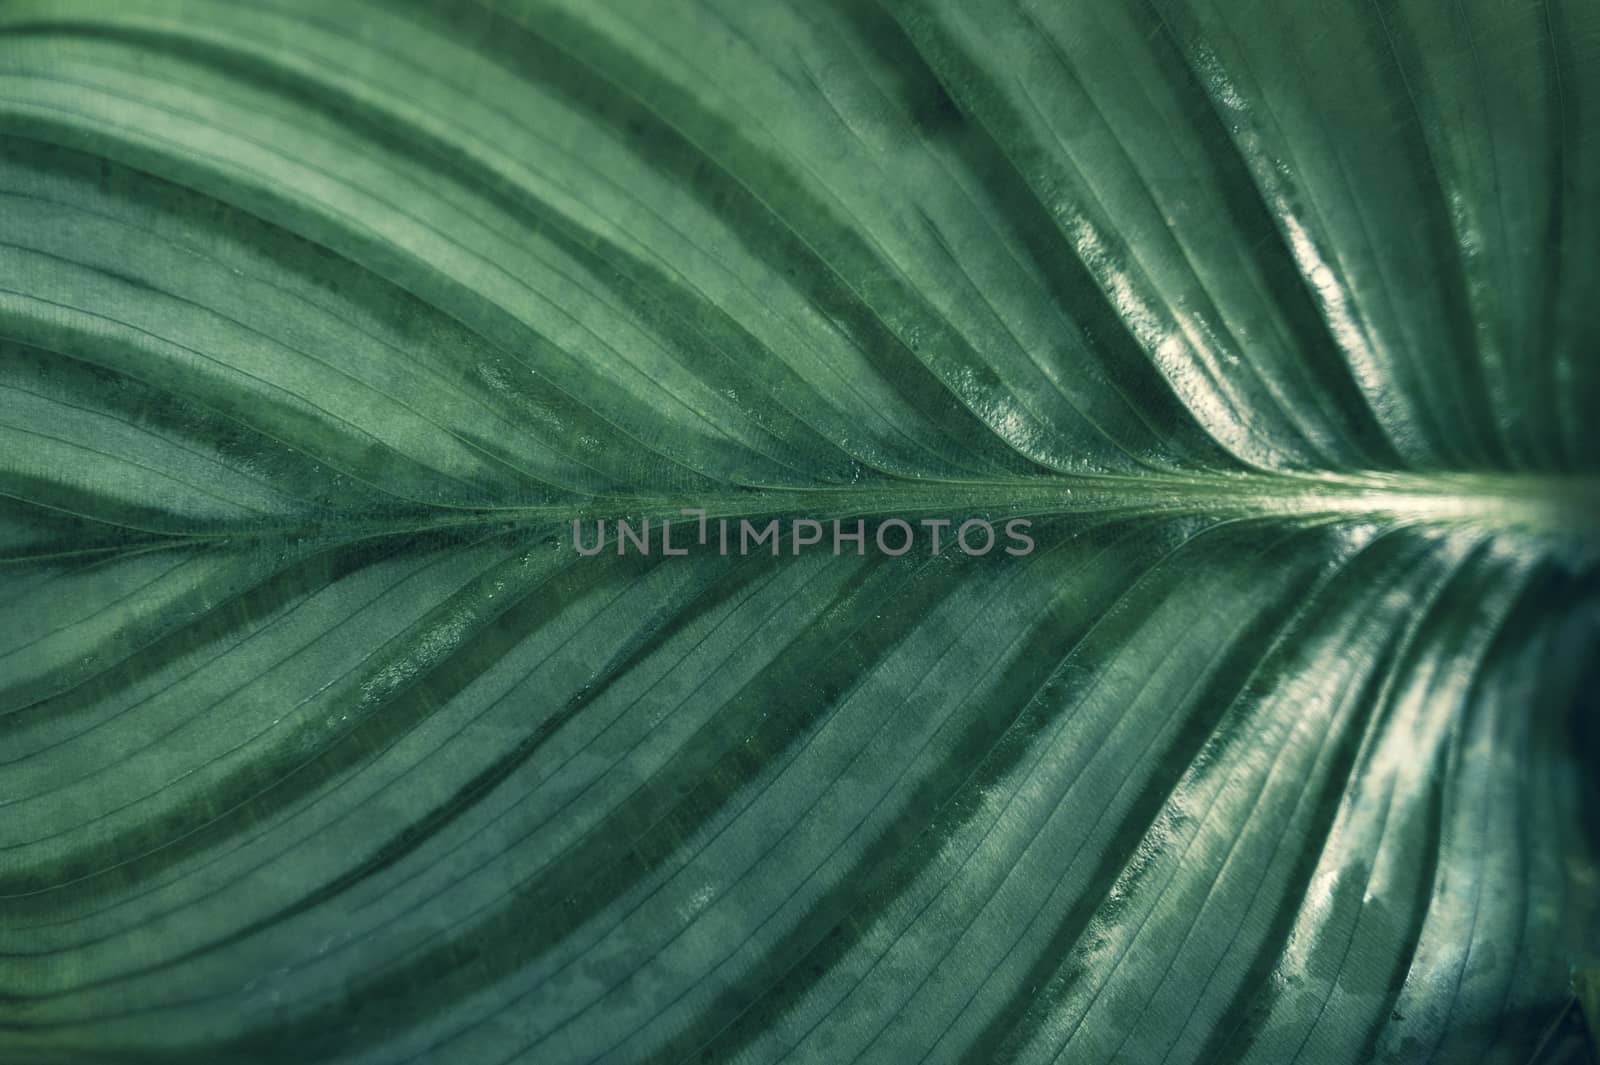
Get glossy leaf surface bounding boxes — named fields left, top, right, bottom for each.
left=1, top=2, right=1598, bottom=1063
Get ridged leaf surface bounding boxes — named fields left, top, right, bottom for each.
left=1, top=2, right=1598, bottom=1063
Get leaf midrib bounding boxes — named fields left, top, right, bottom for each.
left=15, top=468, right=1596, bottom=562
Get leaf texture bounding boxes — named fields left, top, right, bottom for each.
left=0, top=2, right=1597, bottom=1063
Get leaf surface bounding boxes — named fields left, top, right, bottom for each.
left=1, top=2, right=1597, bottom=1063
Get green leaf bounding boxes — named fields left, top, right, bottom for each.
left=1, top=1, right=1597, bottom=1063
